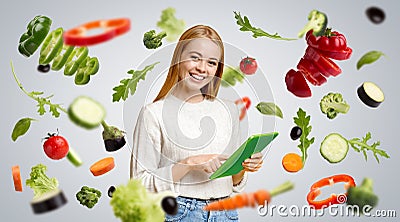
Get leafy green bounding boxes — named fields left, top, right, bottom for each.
left=112, top=62, right=159, bottom=102
left=234, top=11, right=296, bottom=41
left=11, top=117, right=36, bottom=141
left=293, top=108, right=315, bottom=164
left=25, top=164, right=59, bottom=199
left=347, top=132, right=389, bottom=163
left=76, top=186, right=102, bottom=209
left=256, top=102, right=284, bottom=118
left=143, top=30, right=167, bottom=49
left=110, top=179, right=169, bottom=222
left=11, top=62, right=67, bottom=117
left=221, top=66, right=245, bottom=87
left=356, top=51, right=386, bottom=70
left=157, top=7, right=185, bottom=42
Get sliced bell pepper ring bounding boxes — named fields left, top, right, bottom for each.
left=304, top=46, right=341, bottom=77
left=74, top=56, right=100, bottom=85
left=18, top=15, right=52, bottom=57
left=285, top=69, right=311, bottom=98
left=306, top=29, right=348, bottom=52
left=235, top=97, right=251, bottom=121
left=39, top=27, right=64, bottom=65
left=51, top=45, right=75, bottom=71
left=297, top=58, right=327, bottom=86
left=315, top=47, right=353, bottom=61
left=307, top=174, right=356, bottom=210
left=64, top=47, right=89, bottom=76
left=63, top=18, right=131, bottom=46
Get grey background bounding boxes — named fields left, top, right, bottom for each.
left=1, top=0, right=399, bottom=221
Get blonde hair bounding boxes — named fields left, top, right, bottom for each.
left=153, top=25, right=224, bottom=102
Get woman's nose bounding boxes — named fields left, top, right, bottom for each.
left=196, top=59, right=206, bottom=73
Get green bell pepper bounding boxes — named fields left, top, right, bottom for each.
left=18, top=15, right=52, bottom=57
left=39, top=27, right=64, bottom=65
left=51, top=45, right=75, bottom=71
left=64, top=47, right=89, bottom=76
left=74, top=56, right=100, bottom=85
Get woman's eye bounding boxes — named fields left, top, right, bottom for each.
left=191, top=56, right=200, bottom=61
left=208, top=61, right=217, bottom=66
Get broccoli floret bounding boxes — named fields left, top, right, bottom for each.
left=143, top=30, right=167, bottom=49
left=320, top=92, right=350, bottom=119
left=347, top=178, right=378, bottom=212
left=76, top=186, right=102, bottom=209
left=298, top=10, right=328, bottom=37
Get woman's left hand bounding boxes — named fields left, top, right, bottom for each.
left=242, top=152, right=263, bottom=172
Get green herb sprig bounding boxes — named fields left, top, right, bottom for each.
left=293, top=108, right=315, bottom=164
left=112, top=62, right=159, bottom=102
left=347, top=132, right=389, bottom=163
left=356, top=51, right=386, bottom=70
left=234, top=11, right=297, bottom=41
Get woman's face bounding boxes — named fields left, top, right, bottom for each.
left=178, top=38, right=221, bottom=92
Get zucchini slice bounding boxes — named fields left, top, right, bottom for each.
left=66, top=148, right=83, bottom=167
left=68, top=96, right=106, bottom=129
left=320, top=133, right=349, bottom=163
left=31, top=189, right=67, bottom=214
left=357, top=81, right=384, bottom=108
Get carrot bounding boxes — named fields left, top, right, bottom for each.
left=90, top=157, right=115, bottom=176
left=204, top=181, right=294, bottom=211
left=282, top=153, right=303, bottom=173
left=12, top=165, right=23, bottom=192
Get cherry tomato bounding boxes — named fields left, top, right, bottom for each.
left=43, top=133, right=69, bottom=160
left=240, top=57, right=258, bottom=75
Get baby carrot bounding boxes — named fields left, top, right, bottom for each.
left=282, top=153, right=303, bottom=173
left=90, top=157, right=115, bottom=176
left=12, top=165, right=23, bottom=192
left=204, top=181, right=294, bottom=211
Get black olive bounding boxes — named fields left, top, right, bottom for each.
left=366, top=7, right=385, bottom=24
left=37, top=64, right=50, bottom=73
left=290, top=126, right=302, bottom=140
left=104, top=137, right=126, bottom=152
left=161, top=196, right=178, bottom=215
left=108, top=186, right=116, bottom=198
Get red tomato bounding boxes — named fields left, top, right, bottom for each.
left=240, top=57, right=258, bottom=75
left=43, top=134, right=69, bottom=160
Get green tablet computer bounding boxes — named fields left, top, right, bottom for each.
left=209, top=132, right=279, bottom=180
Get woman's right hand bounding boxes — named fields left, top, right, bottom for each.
left=184, top=154, right=228, bottom=173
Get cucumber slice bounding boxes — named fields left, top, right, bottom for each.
left=357, top=81, right=384, bottom=108
left=66, top=148, right=83, bottom=167
left=68, top=96, right=106, bottom=129
left=320, top=133, right=349, bottom=163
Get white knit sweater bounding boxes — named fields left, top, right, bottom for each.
left=131, top=94, right=247, bottom=199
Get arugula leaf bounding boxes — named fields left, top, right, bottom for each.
left=347, top=132, right=389, bottom=163
left=293, top=108, right=315, bottom=164
left=11, top=62, right=67, bottom=117
left=356, top=51, right=386, bottom=70
left=112, top=62, right=159, bottom=102
left=234, top=11, right=297, bottom=41
left=11, top=117, right=36, bottom=141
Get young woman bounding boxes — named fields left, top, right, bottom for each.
left=130, top=25, right=263, bottom=222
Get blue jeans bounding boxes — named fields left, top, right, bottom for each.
left=165, top=196, right=239, bottom=222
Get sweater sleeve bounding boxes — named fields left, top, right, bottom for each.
left=230, top=102, right=248, bottom=193
left=130, top=106, right=175, bottom=193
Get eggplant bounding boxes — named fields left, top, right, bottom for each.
left=101, top=120, right=126, bottom=152
left=30, top=189, right=67, bottom=214
left=357, top=82, right=384, bottom=108
left=161, top=196, right=178, bottom=215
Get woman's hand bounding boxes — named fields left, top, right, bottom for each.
left=242, top=152, right=263, bottom=172
left=184, top=154, right=228, bottom=173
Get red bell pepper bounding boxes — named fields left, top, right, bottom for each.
left=304, top=46, right=342, bottom=77
left=235, top=97, right=251, bottom=121
left=315, top=47, right=353, bottom=61
left=297, top=58, right=327, bottom=86
left=307, top=174, right=356, bottom=210
left=63, top=18, right=130, bottom=46
left=285, top=69, right=311, bottom=98
left=306, top=29, right=347, bottom=52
